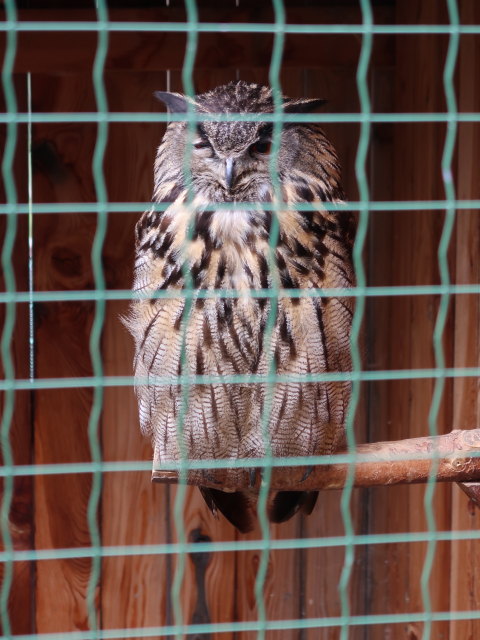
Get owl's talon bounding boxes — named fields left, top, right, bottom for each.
left=249, top=468, right=257, bottom=488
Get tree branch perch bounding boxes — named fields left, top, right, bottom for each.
left=152, top=429, right=480, bottom=505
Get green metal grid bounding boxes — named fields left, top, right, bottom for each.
left=1, top=0, right=479, bottom=638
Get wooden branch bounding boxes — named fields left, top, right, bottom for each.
left=152, top=429, right=480, bottom=494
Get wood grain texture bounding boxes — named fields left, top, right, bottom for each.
left=32, top=74, right=99, bottom=633
left=0, top=78, right=35, bottom=636
left=365, top=2, right=453, bottom=638
left=361, top=65, right=395, bottom=633
left=9, top=7, right=394, bottom=75
left=449, top=2, right=480, bottom=637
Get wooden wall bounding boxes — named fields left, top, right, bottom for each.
left=366, top=2, right=452, bottom=638
left=1, top=1, right=480, bottom=639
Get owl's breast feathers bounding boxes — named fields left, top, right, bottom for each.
left=129, top=181, right=355, bottom=472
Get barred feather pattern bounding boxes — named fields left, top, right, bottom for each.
left=127, top=81, right=355, bottom=532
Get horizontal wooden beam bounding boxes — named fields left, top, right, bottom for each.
left=152, top=429, right=480, bottom=500
left=6, top=8, right=394, bottom=73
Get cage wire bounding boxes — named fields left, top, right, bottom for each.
left=1, top=0, right=480, bottom=638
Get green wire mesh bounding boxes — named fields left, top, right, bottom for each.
left=1, top=0, right=479, bottom=638
left=86, top=0, right=109, bottom=634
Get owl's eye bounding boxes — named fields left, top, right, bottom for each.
left=193, top=139, right=211, bottom=150
left=250, top=140, right=272, bottom=155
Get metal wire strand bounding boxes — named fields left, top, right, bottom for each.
left=4, top=525, right=480, bottom=566
left=337, top=1, right=372, bottom=636
left=0, top=21, right=479, bottom=35
left=0, top=0, right=18, bottom=637
left=0, top=112, right=478, bottom=125
left=253, top=2, right=286, bottom=637
left=3, top=365, right=480, bottom=394
left=3, top=198, right=480, bottom=216
left=86, top=0, right=110, bottom=633
left=170, top=1, right=199, bottom=637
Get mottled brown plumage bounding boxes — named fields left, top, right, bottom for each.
left=127, top=81, right=355, bottom=533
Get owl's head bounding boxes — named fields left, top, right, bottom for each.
left=154, top=81, right=342, bottom=204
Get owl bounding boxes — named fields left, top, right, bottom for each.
left=127, top=81, right=355, bottom=533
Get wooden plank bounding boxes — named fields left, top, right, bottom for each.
left=31, top=74, right=99, bottom=633
left=360, top=64, right=395, bottom=634
left=365, top=2, right=453, bottom=638
left=5, top=8, right=393, bottom=74
left=0, top=79, right=35, bottom=636
left=4, top=208, right=34, bottom=634
left=449, top=1, right=480, bottom=637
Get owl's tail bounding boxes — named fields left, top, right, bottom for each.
left=199, top=487, right=319, bottom=533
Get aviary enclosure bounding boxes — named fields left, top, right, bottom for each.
left=1, top=0, right=480, bottom=638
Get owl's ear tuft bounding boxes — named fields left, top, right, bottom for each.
left=282, top=98, right=327, bottom=114
left=154, top=91, right=190, bottom=113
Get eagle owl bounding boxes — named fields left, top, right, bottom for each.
left=127, top=81, right=355, bottom=533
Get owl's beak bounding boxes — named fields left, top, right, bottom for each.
left=224, top=157, right=235, bottom=190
